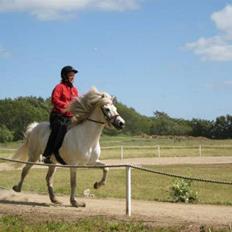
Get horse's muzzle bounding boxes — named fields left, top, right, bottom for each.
left=112, top=116, right=125, bottom=130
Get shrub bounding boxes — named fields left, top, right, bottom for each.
left=170, top=179, right=198, bottom=203
left=0, top=125, right=14, bottom=143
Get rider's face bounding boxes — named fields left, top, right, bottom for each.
left=67, top=72, right=76, bottom=83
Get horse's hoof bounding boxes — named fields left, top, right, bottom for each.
left=51, top=199, right=62, bottom=205
left=71, top=201, right=86, bottom=208
left=94, top=182, right=105, bottom=189
left=12, top=185, right=21, bottom=192
left=94, top=182, right=99, bottom=189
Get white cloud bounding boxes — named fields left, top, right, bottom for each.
left=211, top=4, right=232, bottom=34
left=185, top=4, right=232, bottom=61
left=0, top=0, right=140, bottom=21
left=185, top=36, right=232, bottom=61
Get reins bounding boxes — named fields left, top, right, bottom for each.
left=86, top=108, right=120, bottom=125
left=86, top=118, right=105, bottom=125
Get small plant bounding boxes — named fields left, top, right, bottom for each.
left=170, top=178, right=198, bottom=203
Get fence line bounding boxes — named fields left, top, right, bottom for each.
left=101, top=144, right=232, bottom=159
left=0, top=156, right=232, bottom=217
left=0, top=148, right=17, bottom=151
left=1, top=144, right=232, bottom=160
left=2, top=144, right=232, bottom=150
left=101, top=145, right=232, bottom=148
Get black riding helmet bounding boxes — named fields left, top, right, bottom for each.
left=61, top=65, right=78, bottom=80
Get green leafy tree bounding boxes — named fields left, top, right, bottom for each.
left=211, top=115, right=232, bottom=139
left=0, top=97, right=50, bottom=140
left=150, top=111, right=192, bottom=136
left=191, top=119, right=213, bottom=138
left=0, top=125, right=14, bottom=142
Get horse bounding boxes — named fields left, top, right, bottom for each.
left=12, top=87, right=125, bottom=207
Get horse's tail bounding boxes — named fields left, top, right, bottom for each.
left=11, top=122, right=39, bottom=167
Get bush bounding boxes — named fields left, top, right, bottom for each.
left=170, top=179, right=198, bottom=203
left=0, top=125, right=14, bottom=143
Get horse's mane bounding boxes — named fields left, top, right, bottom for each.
left=68, top=87, right=112, bottom=123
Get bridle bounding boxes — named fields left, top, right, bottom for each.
left=87, top=106, right=120, bottom=126
left=86, top=118, right=105, bottom=125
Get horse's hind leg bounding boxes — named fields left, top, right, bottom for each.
left=13, top=163, right=33, bottom=192
left=46, top=166, right=61, bottom=204
left=93, top=161, right=109, bottom=189
left=12, top=149, right=40, bottom=192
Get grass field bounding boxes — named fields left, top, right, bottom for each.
left=0, top=164, right=231, bottom=205
left=100, top=135, right=232, bottom=159
left=1, top=215, right=230, bottom=232
left=0, top=215, right=156, bottom=232
left=1, top=135, right=232, bottom=160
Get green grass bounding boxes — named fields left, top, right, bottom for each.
left=0, top=215, right=175, bottom=232
left=100, top=134, right=232, bottom=146
left=1, top=135, right=232, bottom=160
left=0, top=150, right=15, bottom=163
left=101, top=146, right=232, bottom=160
left=100, top=135, right=232, bottom=159
left=0, top=164, right=231, bottom=205
left=0, top=151, right=14, bottom=158
left=0, top=215, right=230, bottom=232
left=1, top=146, right=232, bottom=161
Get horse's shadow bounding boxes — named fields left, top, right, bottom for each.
left=0, top=199, right=50, bottom=207
left=0, top=199, right=80, bottom=208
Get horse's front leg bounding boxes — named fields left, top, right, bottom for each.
left=70, top=167, right=86, bottom=208
left=93, top=161, right=109, bottom=189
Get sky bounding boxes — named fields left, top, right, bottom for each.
left=1, top=0, right=232, bottom=120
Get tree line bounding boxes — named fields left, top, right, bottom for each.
left=0, top=96, right=231, bottom=142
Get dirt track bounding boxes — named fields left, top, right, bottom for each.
left=0, top=188, right=232, bottom=227
left=0, top=156, right=232, bottom=227
left=1, top=156, right=232, bottom=171
left=104, top=156, right=232, bottom=166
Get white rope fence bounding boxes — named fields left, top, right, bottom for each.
left=1, top=144, right=232, bottom=159
left=0, top=157, right=232, bottom=216
left=101, top=145, right=232, bottom=159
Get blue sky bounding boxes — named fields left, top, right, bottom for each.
left=1, top=0, right=232, bottom=120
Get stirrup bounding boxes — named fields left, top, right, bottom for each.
left=43, top=156, right=52, bottom=164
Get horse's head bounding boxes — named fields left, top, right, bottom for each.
left=69, top=87, right=125, bottom=130
left=98, top=93, right=125, bottom=130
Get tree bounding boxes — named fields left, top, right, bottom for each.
left=191, top=119, right=213, bottom=138
left=150, top=111, right=192, bottom=136
left=0, top=125, right=14, bottom=142
left=211, top=115, right=232, bottom=139
left=0, top=97, right=50, bottom=140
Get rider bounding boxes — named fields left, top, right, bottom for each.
left=43, top=65, right=79, bottom=164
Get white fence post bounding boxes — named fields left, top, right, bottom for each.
left=120, top=146, right=124, bottom=160
left=199, top=145, right=202, bottom=157
left=199, top=144, right=202, bottom=156
left=126, top=166, right=131, bottom=217
left=157, top=145, right=161, bottom=158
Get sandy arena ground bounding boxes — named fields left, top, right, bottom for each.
left=0, top=156, right=232, bottom=228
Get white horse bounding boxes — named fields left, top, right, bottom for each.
left=12, top=87, right=125, bottom=207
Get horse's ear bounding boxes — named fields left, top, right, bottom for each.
left=112, top=96, right=117, bottom=104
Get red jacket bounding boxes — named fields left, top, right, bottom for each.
left=51, top=82, right=78, bottom=117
